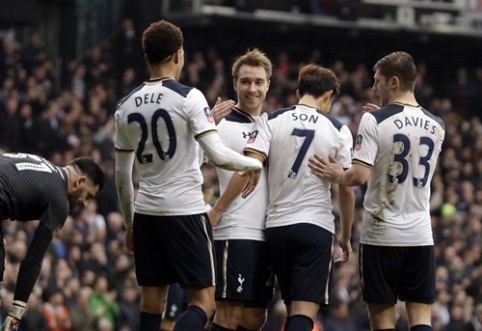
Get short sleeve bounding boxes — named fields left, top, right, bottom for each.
left=337, top=125, right=353, bottom=170
left=185, top=88, right=217, bottom=139
left=244, top=113, right=270, bottom=161
left=115, top=108, right=134, bottom=151
left=352, top=112, right=378, bottom=168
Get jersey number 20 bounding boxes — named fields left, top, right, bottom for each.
left=128, top=109, right=177, bottom=164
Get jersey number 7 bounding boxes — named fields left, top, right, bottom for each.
left=288, top=128, right=315, bottom=179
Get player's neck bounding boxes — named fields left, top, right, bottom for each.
left=236, top=103, right=262, bottom=116
left=298, top=95, right=327, bottom=112
left=63, top=166, right=79, bottom=192
left=150, top=64, right=179, bottom=81
left=389, top=92, right=418, bottom=107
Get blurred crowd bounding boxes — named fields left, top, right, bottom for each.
left=0, top=17, right=481, bottom=331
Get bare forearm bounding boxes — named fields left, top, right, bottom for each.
left=213, top=172, right=248, bottom=212
left=338, top=184, right=355, bottom=238
left=115, top=152, right=135, bottom=228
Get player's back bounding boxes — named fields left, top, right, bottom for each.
left=249, top=105, right=352, bottom=233
left=115, top=78, right=213, bottom=216
left=358, top=103, right=445, bottom=246
left=0, top=153, right=68, bottom=222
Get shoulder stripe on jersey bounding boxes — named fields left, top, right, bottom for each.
left=315, top=109, right=344, bottom=131
left=195, top=130, right=218, bottom=140
left=368, top=104, right=404, bottom=124
left=162, top=80, right=193, bottom=98
left=352, top=159, right=373, bottom=169
left=115, top=148, right=135, bottom=152
left=118, top=84, right=146, bottom=107
left=225, top=107, right=255, bottom=123
left=267, top=106, right=296, bottom=120
left=244, top=148, right=267, bottom=162
left=421, top=108, right=445, bottom=129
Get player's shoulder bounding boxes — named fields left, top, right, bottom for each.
left=117, top=83, right=146, bottom=108
left=366, top=103, right=405, bottom=124
left=225, top=107, right=255, bottom=124
left=160, top=79, right=196, bottom=98
left=420, top=107, right=445, bottom=129
left=266, top=106, right=296, bottom=120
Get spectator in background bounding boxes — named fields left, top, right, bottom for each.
left=41, top=288, right=72, bottom=331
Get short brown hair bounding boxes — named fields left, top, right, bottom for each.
left=232, top=48, right=272, bottom=81
left=142, top=20, right=183, bottom=65
left=298, top=64, right=340, bottom=99
left=373, top=51, right=417, bottom=92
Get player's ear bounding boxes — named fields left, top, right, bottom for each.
left=75, top=176, right=87, bottom=187
left=295, top=89, right=301, bottom=100
left=323, top=90, right=333, bottom=102
left=233, top=78, right=237, bottom=92
left=390, top=76, right=399, bottom=90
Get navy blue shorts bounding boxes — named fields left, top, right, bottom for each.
left=163, top=283, right=188, bottom=321
left=359, top=243, right=436, bottom=305
left=133, top=213, right=216, bottom=289
left=214, top=239, right=274, bottom=306
left=265, top=223, right=334, bottom=305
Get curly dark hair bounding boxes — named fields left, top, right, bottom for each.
left=142, top=20, right=183, bottom=65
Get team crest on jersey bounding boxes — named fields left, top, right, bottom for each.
left=245, top=130, right=258, bottom=144
left=204, top=107, right=214, bottom=123
left=355, top=134, right=363, bottom=151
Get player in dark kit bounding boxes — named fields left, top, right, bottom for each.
left=0, top=153, right=105, bottom=331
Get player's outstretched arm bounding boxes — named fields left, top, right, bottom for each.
left=208, top=171, right=248, bottom=226
left=335, top=184, right=355, bottom=263
left=198, top=133, right=262, bottom=172
left=308, top=155, right=370, bottom=187
left=240, top=151, right=264, bottom=199
left=115, top=151, right=135, bottom=255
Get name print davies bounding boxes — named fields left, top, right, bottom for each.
left=393, top=116, right=437, bottom=134
left=135, top=93, right=163, bottom=107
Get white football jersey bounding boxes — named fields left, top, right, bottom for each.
left=354, top=102, right=445, bottom=246
left=115, top=77, right=217, bottom=216
left=245, top=104, right=353, bottom=234
left=213, top=107, right=268, bottom=241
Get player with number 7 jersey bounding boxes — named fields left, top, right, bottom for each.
left=243, top=64, right=355, bottom=331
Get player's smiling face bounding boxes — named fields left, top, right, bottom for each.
left=372, top=69, right=390, bottom=107
left=234, top=65, right=270, bottom=115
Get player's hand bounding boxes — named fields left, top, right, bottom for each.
left=335, top=235, right=352, bottom=263
left=308, top=154, right=344, bottom=183
left=240, top=169, right=261, bottom=199
left=212, top=97, right=235, bottom=125
left=125, top=228, right=134, bottom=255
left=362, top=103, right=380, bottom=113
left=208, top=206, right=223, bottom=227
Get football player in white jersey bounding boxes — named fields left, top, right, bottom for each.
left=244, top=64, right=355, bottom=331
left=309, top=51, right=445, bottom=331
left=207, top=49, right=273, bottom=331
left=114, top=20, right=262, bottom=331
